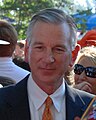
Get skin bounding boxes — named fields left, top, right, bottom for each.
left=74, top=117, right=80, bottom=120
left=14, top=44, right=24, bottom=57
left=74, top=56, right=96, bottom=94
left=26, top=21, right=72, bottom=95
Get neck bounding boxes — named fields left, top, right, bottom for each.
left=34, top=78, right=63, bottom=95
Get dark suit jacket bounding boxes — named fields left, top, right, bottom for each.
left=0, top=74, right=94, bottom=120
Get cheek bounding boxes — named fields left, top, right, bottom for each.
left=88, top=78, right=96, bottom=85
left=28, top=49, right=31, bottom=63
left=74, top=75, right=79, bottom=83
left=28, top=52, right=39, bottom=71
left=61, top=52, right=72, bottom=65
left=28, top=48, right=42, bottom=65
left=91, top=79, right=96, bottom=93
left=58, top=53, right=72, bottom=72
left=28, top=52, right=37, bottom=64
left=28, top=48, right=35, bottom=64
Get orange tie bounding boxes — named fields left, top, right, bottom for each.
left=42, top=97, right=53, bottom=120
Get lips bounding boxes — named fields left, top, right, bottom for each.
left=39, top=68, right=56, bottom=76
left=38, top=64, right=56, bottom=69
left=40, top=67, right=55, bottom=70
left=38, top=66, right=56, bottom=75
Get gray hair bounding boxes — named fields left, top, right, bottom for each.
left=26, top=8, right=77, bottom=50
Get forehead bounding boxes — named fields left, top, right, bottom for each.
left=31, top=21, right=71, bottom=45
left=78, top=56, right=96, bottom=67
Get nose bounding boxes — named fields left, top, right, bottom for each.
left=42, top=49, right=55, bottom=64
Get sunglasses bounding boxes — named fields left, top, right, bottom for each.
left=74, top=64, right=96, bottom=78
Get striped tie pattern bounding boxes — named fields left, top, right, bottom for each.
left=42, top=97, right=53, bottom=120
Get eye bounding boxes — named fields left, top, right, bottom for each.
left=34, top=45, right=44, bottom=51
left=53, top=47, right=66, bottom=53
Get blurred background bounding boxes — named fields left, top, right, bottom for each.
left=0, top=0, right=96, bottom=40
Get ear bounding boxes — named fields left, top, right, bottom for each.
left=24, top=40, right=29, bottom=63
left=72, top=44, right=81, bottom=65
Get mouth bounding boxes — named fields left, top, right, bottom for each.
left=40, top=68, right=55, bottom=70
left=38, top=66, right=56, bottom=76
left=39, top=66, right=56, bottom=72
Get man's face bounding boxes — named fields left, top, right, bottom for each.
left=27, top=22, right=72, bottom=87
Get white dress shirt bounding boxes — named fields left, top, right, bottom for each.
left=0, top=57, right=30, bottom=83
left=27, top=74, right=66, bottom=120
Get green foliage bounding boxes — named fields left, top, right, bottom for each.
left=73, top=9, right=93, bottom=31
left=0, top=0, right=54, bottom=39
left=51, top=0, right=74, bottom=15
left=0, top=0, right=93, bottom=39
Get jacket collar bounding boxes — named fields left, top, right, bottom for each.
left=5, top=75, right=93, bottom=120
left=65, top=82, right=93, bottom=119
left=5, top=74, right=30, bottom=120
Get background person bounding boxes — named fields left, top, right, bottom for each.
left=72, top=46, right=96, bottom=94
left=0, top=20, right=30, bottom=83
left=13, top=56, right=31, bottom=72
left=13, top=40, right=31, bottom=71
left=13, top=40, right=25, bottom=59
left=0, top=8, right=94, bottom=120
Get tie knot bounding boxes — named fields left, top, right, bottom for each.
left=45, top=97, right=52, bottom=107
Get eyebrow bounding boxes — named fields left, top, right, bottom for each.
left=33, top=41, right=67, bottom=49
left=33, top=42, right=43, bottom=45
left=54, top=44, right=67, bottom=50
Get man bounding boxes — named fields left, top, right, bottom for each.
left=0, top=8, right=94, bottom=120
left=0, top=20, right=30, bottom=83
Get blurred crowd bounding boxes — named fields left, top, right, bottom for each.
left=65, top=29, right=96, bottom=95
left=0, top=8, right=96, bottom=120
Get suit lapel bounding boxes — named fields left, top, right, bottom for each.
left=6, top=74, right=31, bottom=120
left=65, top=83, right=85, bottom=120
left=4, top=75, right=93, bottom=120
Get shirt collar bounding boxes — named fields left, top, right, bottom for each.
left=0, top=57, right=12, bottom=62
left=50, top=80, right=65, bottom=112
left=27, top=74, right=65, bottom=112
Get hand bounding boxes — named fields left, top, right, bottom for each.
left=74, top=116, right=81, bottom=120
left=74, top=81, right=92, bottom=93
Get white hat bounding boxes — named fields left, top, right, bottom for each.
left=0, top=84, right=3, bottom=88
left=0, top=39, right=10, bottom=45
